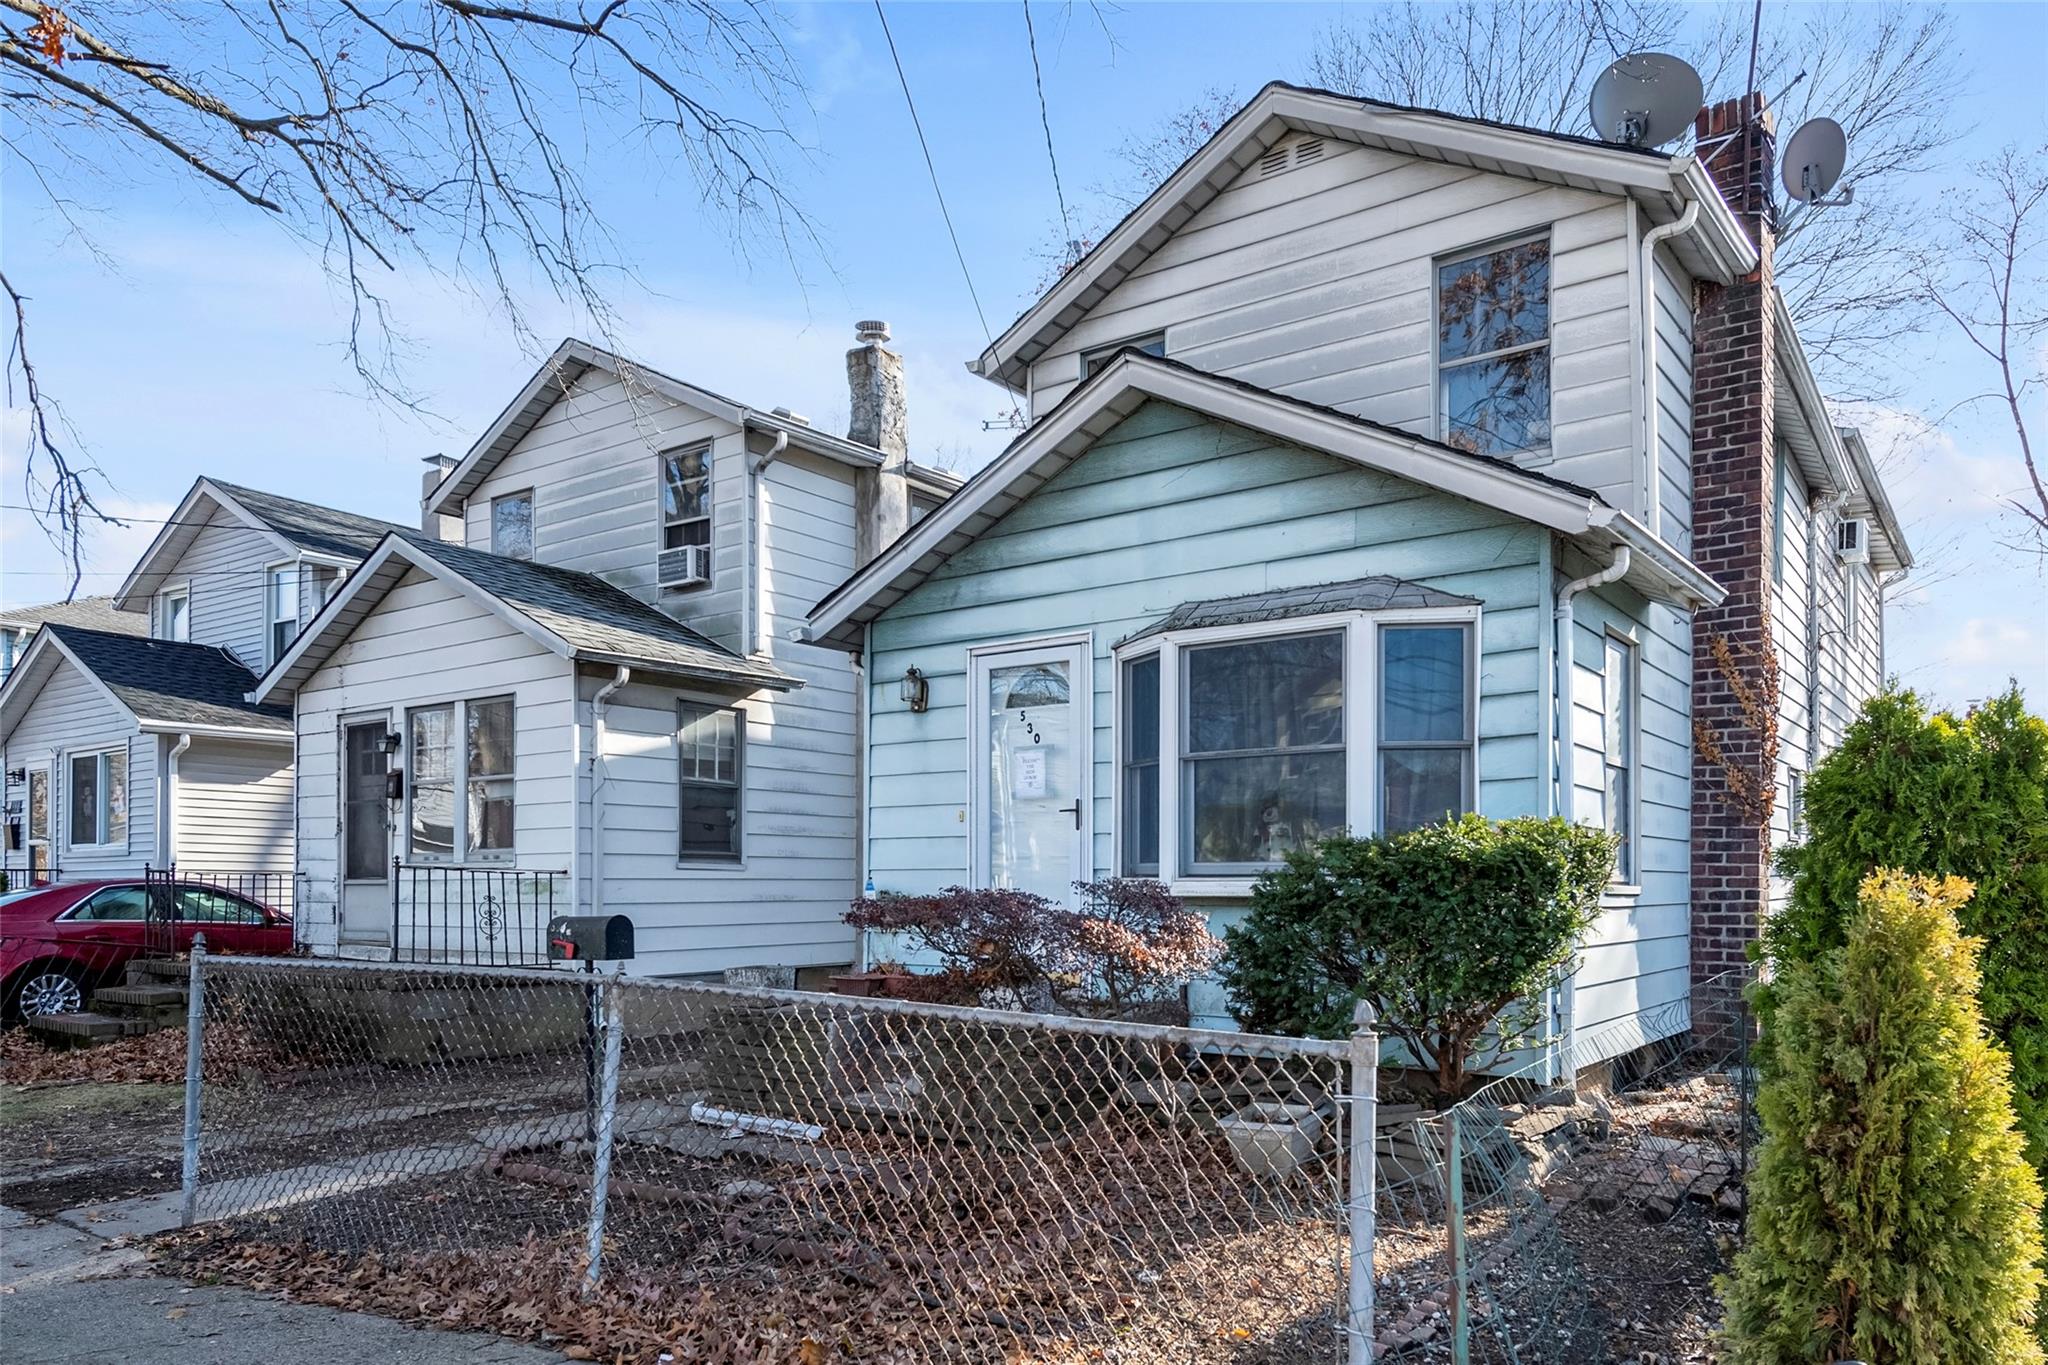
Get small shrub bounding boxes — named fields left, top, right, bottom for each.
left=1219, top=814, right=1616, bottom=1095
left=844, top=886, right=1064, bottom=991
left=1064, top=878, right=1222, bottom=1018
left=1722, top=870, right=2046, bottom=1364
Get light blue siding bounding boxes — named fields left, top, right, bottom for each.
left=864, top=399, right=1558, bottom=1025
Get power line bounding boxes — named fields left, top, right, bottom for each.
left=1021, top=0, right=1074, bottom=253
left=872, top=0, right=993, bottom=345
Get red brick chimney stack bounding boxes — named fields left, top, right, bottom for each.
left=1688, top=93, right=1780, bottom=1037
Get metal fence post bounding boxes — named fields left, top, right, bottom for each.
left=583, top=969, right=625, bottom=1291
left=179, top=933, right=208, bottom=1227
left=1346, top=1001, right=1379, bottom=1364
left=1447, top=1107, right=1470, bottom=1365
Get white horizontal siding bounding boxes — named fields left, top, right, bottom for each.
left=0, top=655, right=155, bottom=879
left=174, top=738, right=294, bottom=875
left=169, top=508, right=281, bottom=670
left=1027, top=141, right=1644, bottom=517
left=1651, top=251, right=1695, bottom=549
left=292, top=568, right=574, bottom=953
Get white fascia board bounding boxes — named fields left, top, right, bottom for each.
left=1772, top=290, right=1854, bottom=496
left=807, top=354, right=1607, bottom=645
left=0, top=629, right=142, bottom=743
left=112, top=478, right=297, bottom=612
left=137, top=720, right=290, bottom=742
left=1601, top=512, right=1727, bottom=609
left=251, top=535, right=575, bottom=704
left=429, top=340, right=594, bottom=516
left=746, top=415, right=884, bottom=471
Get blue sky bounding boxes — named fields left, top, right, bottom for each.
left=2, top=1, right=2044, bottom=708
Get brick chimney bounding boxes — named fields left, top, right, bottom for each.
left=420, top=454, right=461, bottom=542
left=847, top=320, right=911, bottom=563
left=1688, top=93, right=1780, bottom=1036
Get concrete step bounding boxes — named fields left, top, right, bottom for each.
left=123, top=957, right=186, bottom=987
left=91, top=985, right=189, bottom=1024
left=27, top=1011, right=151, bottom=1048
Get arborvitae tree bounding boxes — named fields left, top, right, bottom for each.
left=1723, top=870, right=2046, bottom=1364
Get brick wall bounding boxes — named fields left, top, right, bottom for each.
left=1690, top=95, right=1780, bottom=1034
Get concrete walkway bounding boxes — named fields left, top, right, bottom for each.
left=0, top=1207, right=562, bottom=1364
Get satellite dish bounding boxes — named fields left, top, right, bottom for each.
left=1782, top=117, right=1848, bottom=202
left=1589, top=52, right=1704, bottom=148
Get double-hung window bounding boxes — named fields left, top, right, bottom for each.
left=1379, top=624, right=1476, bottom=834
left=1436, top=238, right=1551, bottom=456
left=492, top=490, right=535, bottom=560
left=660, top=446, right=712, bottom=567
left=678, top=702, right=743, bottom=863
left=1116, top=612, right=1476, bottom=890
left=160, top=586, right=190, bottom=642
left=1601, top=635, right=1638, bottom=883
left=67, top=746, right=128, bottom=850
left=265, top=563, right=299, bottom=665
left=407, top=696, right=514, bottom=860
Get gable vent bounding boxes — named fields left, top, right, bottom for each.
left=1257, top=135, right=1331, bottom=179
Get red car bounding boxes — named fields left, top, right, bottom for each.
left=1, top=879, right=293, bottom=1019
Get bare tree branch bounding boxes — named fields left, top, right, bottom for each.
left=1, top=0, right=820, bottom=592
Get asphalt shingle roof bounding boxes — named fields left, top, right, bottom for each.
left=212, top=480, right=416, bottom=560
left=48, top=625, right=289, bottom=732
left=1120, top=576, right=1479, bottom=646
left=399, top=536, right=798, bottom=690
left=0, top=595, right=145, bottom=635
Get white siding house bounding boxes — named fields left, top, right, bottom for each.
left=257, top=336, right=958, bottom=978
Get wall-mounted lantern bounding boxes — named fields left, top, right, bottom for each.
left=900, top=666, right=929, bottom=714
left=379, top=732, right=403, bottom=757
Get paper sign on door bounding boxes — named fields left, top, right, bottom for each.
left=1012, top=747, right=1047, bottom=799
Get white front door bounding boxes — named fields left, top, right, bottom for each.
left=971, top=639, right=1091, bottom=905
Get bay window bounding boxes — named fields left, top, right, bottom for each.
left=67, top=745, right=128, bottom=850
left=407, top=696, right=514, bottom=860
left=1116, top=611, right=1476, bottom=891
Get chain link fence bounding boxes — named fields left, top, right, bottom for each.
left=172, top=951, right=1753, bottom=1362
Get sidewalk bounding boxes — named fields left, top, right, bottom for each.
left=1, top=1207, right=560, bottom=1365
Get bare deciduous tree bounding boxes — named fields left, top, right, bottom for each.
left=1304, top=1, right=1960, bottom=400
left=1918, top=144, right=2048, bottom=554
left=1, top=0, right=815, bottom=592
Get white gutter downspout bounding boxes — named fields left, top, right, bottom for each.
left=745, top=430, right=790, bottom=660
left=851, top=630, right=869, bottom=971
left=1640, top=203, right=1699, bottom=538
left=590, top=666, right=630, bottom=918
left=1551, top=545, right=1631, bottom=1084
left=1806, top=489, right=1852, bottom=768
left=164, top=732, right=194, bottom=867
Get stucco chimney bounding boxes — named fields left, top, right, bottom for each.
left=420, top=454, right=461, bottom=542
left=1687, top=92, right=1780, bottom=1041
left=847, top=321, right=911, bottom=562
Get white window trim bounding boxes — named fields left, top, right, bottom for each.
left=403, top=694, right=516, bottom=864
left=158, top=583, right=191, bottom=642
left=675, top=697, right=748, bottom=868
left=1601, top=628, right=1643, bottom=891
left=1082, top=331, right=1167, bottom=378
left=64, top=742, right=130, bottom=853
left=656, top=443, right=715, bottom=590
left=1115, top=644, right=1162, bottom=879
left=263, top=559, right=300, bottom=669
left=964, top=631, right=1096, bottom=898
left=491, top=488, right=536, bottom=560
left=1432, top=231, right=1554, bottom=458
left=1113, top=605, right=1480, bottom=899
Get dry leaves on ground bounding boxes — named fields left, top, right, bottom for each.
left=0, top=1024, right=284, bottom=1087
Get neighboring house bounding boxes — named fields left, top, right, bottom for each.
left=805, top=84, right=1907, bottom=1065
left=0, top=479, right=408, bottom=889
left=0, top=596, right=145, bottom=685
left=252, top=332, right=960, bottom=976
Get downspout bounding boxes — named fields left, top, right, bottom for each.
left=1640, top=203, right=1700, bottom=538
left=165, top=732, right=194, bottom=867
left=590, top=666, right=630, bottom=918
left=1551, top=545, right=1631, bottom=1083
left=745, top=430, right=790, bottom=659
left=1806, top=489, right=1851, bottom=768
left=851, top=632, right=868, bottom=971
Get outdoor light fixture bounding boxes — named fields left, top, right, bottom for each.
left=379, top=732, right=403, bottom=757
left=901, top=666, right=929, bottom=714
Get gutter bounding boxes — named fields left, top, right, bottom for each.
left=1773, top=290, right=1856, bottom=496
left=589, top=666, right=630, bottom=918
left=1640, top=202, right=1700, bottom=537
left=1551, top=545, right=1631, bottom=1084
left=164, top=732, right=194, bottom=866
left=745, top=430, right=791, bottom=660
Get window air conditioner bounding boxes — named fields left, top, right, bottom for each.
left=657, top=543, right=712, bottom=589
left=1835, top=517, right=1870, bottom=564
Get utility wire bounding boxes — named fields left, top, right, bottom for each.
left=1021, top=0, right=1074, bottom=254
left=872, top=0, right=993, bottom=345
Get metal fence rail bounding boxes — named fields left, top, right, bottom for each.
left=389, top=860, right=566, bottom=965
left=183, top=949, right=1377, bottom=1362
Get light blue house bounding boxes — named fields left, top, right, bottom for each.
left=805, top=84, right=1906, bottom=1067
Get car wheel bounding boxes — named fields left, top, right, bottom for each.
left=14, top=967, right=86, bottom=1019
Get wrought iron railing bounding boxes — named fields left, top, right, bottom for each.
left=0, top=861, right=58, bottom=893
left=390, top=859, right=567, bottom=966
left=142, top=866, right=297, bottom=959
